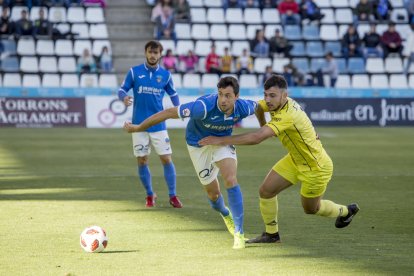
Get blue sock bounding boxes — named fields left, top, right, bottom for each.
left=208, top=194, right=230, bottom=216
left=227, top=185, right=244, bottom=234
left=138, top=165, right=153, bottom=196
left=163, top=162, right=176, bottom=197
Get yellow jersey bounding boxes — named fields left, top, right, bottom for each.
left=259, top=97, right=331, bottom=172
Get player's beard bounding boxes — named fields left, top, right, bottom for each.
left=146, top=57, right=159, bottom=67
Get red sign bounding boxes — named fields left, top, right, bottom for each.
left=0, top=97, right=86, bottom=127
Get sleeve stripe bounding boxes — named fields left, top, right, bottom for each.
left=119, top=88, right=127, bottom=93
left=130, top=68, right=134, bottom=82
left=169, top=92, right=178, bottom=97
left=177, top=104, right=182, bottom=119
left=197, top=100, right=207, bottom=119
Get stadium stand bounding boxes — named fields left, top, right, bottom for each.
left=0, top=2, right=116, bottom=88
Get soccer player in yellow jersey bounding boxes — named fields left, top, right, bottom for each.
left=199, top=75, right=359, bottom=243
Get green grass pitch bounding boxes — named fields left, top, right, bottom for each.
left=1, top=127, right=414, bottom=275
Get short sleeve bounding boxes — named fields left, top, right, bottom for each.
left=266, top=113, right=293, bottom=136
left=178, top=100, right=207, bottom=120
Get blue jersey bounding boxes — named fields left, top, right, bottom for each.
left=178, top=94, right=257, bottom=147
left=118, top=63, right=179, bottom=132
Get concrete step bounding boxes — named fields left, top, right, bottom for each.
left=108, top=24, right=154, bottom=40
left=105, top=7, right=152, bottom=24
left=106, top=0, right=149, bottom=8
left=114, top=56, right=146, bottom=75
left=112, top=40, right=149, bottom=57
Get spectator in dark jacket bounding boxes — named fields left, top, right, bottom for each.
left=269, top=29, right=293, bottom=57
left=0, top=7, right=12, bottom=36
left=342, top=25, right=362, bottom=58
left=33, top=8, right=52, bottom=38
left=155, top=4, right=177, bottom=41
left=250, top=29, right=270, bottom=57
left=15, top=9, right=33, bottom=38
left=173, top=0, right=190, bottom=22
left=300, top=0, right=324, bottom=22
left=354, top=0, right=374, bottom=23
left=363, top=24, right=383, bottom=58
left=381, top=22, right=403, bottom=57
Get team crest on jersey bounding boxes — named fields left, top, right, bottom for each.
left=156, top=75, right=163, bottom=83
left=182, top=108, right=190, bottom=117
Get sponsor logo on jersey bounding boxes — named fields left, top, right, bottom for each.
left=138, top=75, right=145, bottom=79
left=137, top=86, right=162, bottom=95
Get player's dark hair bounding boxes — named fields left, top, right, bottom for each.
left=144, top=40, right=163, bottom=53
left=264, top=74, right=288, bottom=91
left=217, top=76, right=240, bottom=96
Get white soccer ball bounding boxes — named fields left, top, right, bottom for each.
left=80, top=226, right=108, bottom=253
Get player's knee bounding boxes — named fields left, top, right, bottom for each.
left=207, top=191, right=220, bottom=202
left=137, top=156, right=148, bottom=166
left=222, top=175, right=237, bottom=187
left=159, top=154, right=172, bottom=165
left=259, top=185, right=277, bottom=198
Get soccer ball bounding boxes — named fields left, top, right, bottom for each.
left=80, top=226, right=108, bottom=253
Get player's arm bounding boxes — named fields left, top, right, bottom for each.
left=255, top=103, right=267, bottom=127
left=165, top=73, right=180, bottom=106
left=124, top=107, right=179, bottom=133
left=198, top=125, right=275, bottom=146
left=118, top=69, right=134, bottom=106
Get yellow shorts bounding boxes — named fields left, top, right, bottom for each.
left=273, top=154, right=333, bottom=198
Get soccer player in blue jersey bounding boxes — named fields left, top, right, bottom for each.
left=123, top=76, right=258, bottom=249
left=118, top=40, right=183, bottom=209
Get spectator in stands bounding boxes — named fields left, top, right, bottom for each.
left=250, top=29, right=270, bottom=57
left=362, top=24, right=383, bottom=58
left=162, top=48, right=177, bottom=72
left=173, top=0, right=190, bottom=22
left=205, top=44, right=221, bottom=74
left=99, top=46, right=112, bottom=72
left=33, top=8, right=52, bottom=38
left=269, top=28, right=293, bottom=57
left=236, top=48, right=253, bottom=74
left=300, top=0, right=324, bottom=23
left=403, top=24, right=414, bottom=74
left=179, top=50, right=198, bottom=73
left=155, top=4, right=177, bottom=42
left=341, top=25, right=362, bottom=58
left=278, top=0, right=301, bottom=26
left=77, top=48, right=97, bottom=74
left=151, top=0, right=172, bottom=22
left=223, top=0, right=241, bottom=9
left=261, top=65, right=273, bottom=85
left=260, top=0, right=277, bottom=9
left=221, top=47, right=233, bottom=74
left=284, top=62, right=305, bottom=86
left=15, top=9, right=33, bottom=38
left=0, top=7, right=12, bottom=36
left=381, top=22, right=403, bottom=57
left=353, top=0, right=374, bottom=23
left=82, top=0, right=107, bottom=8
left=242, top=0, right=260, bottom=8
left=408, top=0, right=414, bottom=24
left=320, top=52, right=338, bottom=87
left=373, top=0, right=392, bottom=21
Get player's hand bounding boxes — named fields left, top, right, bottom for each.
left=198, top=136, right=222, bottom=146
left=123, top=121, right=140, bottom=133
left=123, top=96, right=133, bottom=106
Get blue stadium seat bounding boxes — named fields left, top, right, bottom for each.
left=284, top=25, right=302, bottom=40
left=324, top=41, right=341, bottom=57
left=306, top=42, right=324, bottom=57
left=292, top=58, right=309, bottom=73
left=290, top=42, right=305, bottom=57
left=347, top=58, right=365, bottom=74
left=1, top=56, right=19, bottom=72
left=302, top=25, right=319, bottom=40
left=310, top=58, right=325, bottom=72
left=1, top=39, right=17, bottom=55
left=336, top=58, right=347, bottom=74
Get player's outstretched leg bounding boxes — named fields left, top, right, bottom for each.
left=247, top=196, right=281, bottom=244
left=227, top=185, right=245, bottom=249
left=335, top=203, right=360, bottom=228
left=163, top=162, right=183, bottom=208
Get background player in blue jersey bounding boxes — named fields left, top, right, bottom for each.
left=118, top=40, right=183, bottom=208
left=123, top=77, right=257, bottom=249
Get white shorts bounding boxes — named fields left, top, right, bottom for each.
left=187, top=144, right=237, bottom=185
left=132, top=130, right=172, bottom=157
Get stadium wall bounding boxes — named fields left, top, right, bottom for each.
left=1, top=88, right=414, bottom=128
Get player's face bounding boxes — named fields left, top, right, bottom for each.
left=218, top=86, right=238, bottom=115
left=264, top=87, right=287, bottom=111
left=145, top=47, right=162, bottom=67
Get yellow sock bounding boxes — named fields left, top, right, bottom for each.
left=316, top=200, right=349, bottom=218
left=259, top=196, right=278, bottom=234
